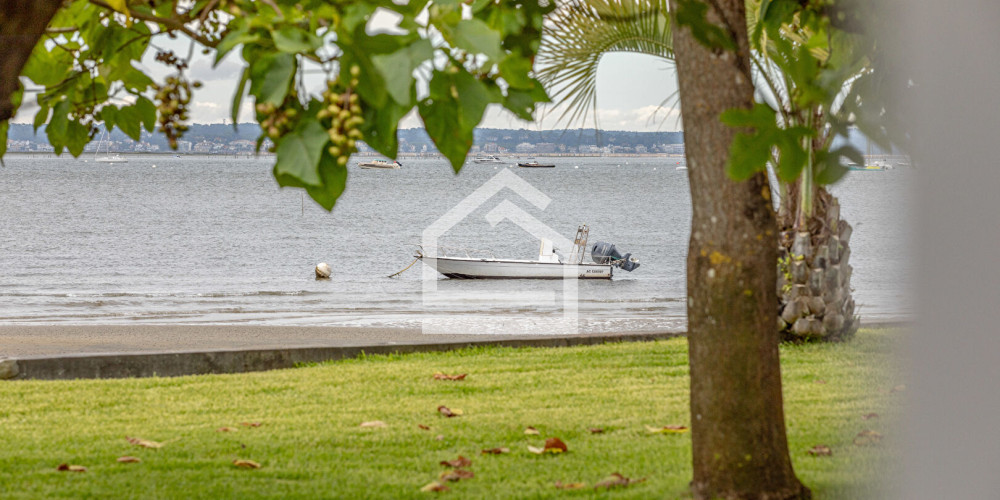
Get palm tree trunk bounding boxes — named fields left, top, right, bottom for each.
left=777, top=185, right=858, bottom=340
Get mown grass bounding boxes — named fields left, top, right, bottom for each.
left=0, top=329, right=903, bottom=499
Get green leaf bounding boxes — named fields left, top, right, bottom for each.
left=232, top=66, right=250, bottom=130
left=116, top=104, right=142, bottom=141
left=134, top=96, right=156, bottom=133
left=304, top=148, right=348, bottom=211
left=814, top=145, right=861, bottom=185
left=46, top=100, right=70, bottom=154
left=215, top=24, right=259, bottom=65
left=272, top=25, right=320, bottom=53
left=721, top=103, right=813, bottom=182
left=248, top=52, right=295, bottom=105
left=33, top=104, right=51, bottom=132
left=360, top=96, right=410, bottom=159
left=452, top=19, right=503, bottom=61
left=498, top=54, right=534, bottom=89
left=338, top=41, right=388, bottom=108
left=759, top=0, right=798, bottom=33
left=65, top=121, right=90, bottom=156
left=371, top=40, right=432, bottom=106
left=673, top=0, right=736, bottom=52
left=420, top=68, right=499, bottom=172
left=273, top=120, right=329, bottom=188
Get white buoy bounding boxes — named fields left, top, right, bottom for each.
left=152, top=164, right=156, bottom=168
left=574, top=165, right=579, bottom=169
left=315, top=262, right=331, bottom=279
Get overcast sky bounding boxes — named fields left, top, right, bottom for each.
left=17, top=29, right=682, bottom=133
left=175, top=48, right=681, bottom=132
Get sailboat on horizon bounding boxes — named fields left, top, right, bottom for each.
left=95, top=131, right=127, bottom=164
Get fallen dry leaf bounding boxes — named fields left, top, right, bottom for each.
left=481, top=447, right=509, bottom=455
left=440, top=456, right=472, bottom=468
left=529, top=437, right=568, bottom=454
left=853, top=429, right=883, bottom=446
left=595, top=473, right=646, bottom=490
left=555, top=481, right=586, bottom=490
left=434, top=434, right=444, bottom=441
left=890, top=384, right=906, bottom=393
left=544, top=437, right=568, bottom=453
left=232, top=459, right=261, bottom=469
left=420, top=481, right=450, bottom=492
left=57, top=464, right=87, bottom=472
left=360, top=420, right=388, bottom=428
left=217, top=427, right=238, bottom=432
left=808, top=445, right=833, bottom=456
left=418, top=424, right=431, bottom=431
left=815, top=379, right=828, bottom=384
left=645, top=425, right=689, bottom=434
left=433, top=372, right=467, bottom=381
left=589, top=428, right=604, bottom=434
left=862, top=413, right=880, bottom=420
left=126, top=436, right=164, bottom=449
left=117, top=456, right=142, bottom=463
left=439, top=469, right=474, bottom=482
left=523, top=426, right=540, bottom=435
left=239, top=422, right=262, bottom=428
left=437, top=406, right=462, bottom=417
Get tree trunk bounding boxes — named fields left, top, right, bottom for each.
left=777, top=185, right=858, bottom=341
left=669, top=1, right=809, bottom=498
left=0, top=0, right=63, bottom=121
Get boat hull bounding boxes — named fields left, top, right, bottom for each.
left=421, top=257, right=612, bottom=279
left=358, top=161, right=400, bottom=169
left=517, top=163, right=555, bottom=168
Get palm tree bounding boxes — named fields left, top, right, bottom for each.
left=537, top=0, right=860, bottom=340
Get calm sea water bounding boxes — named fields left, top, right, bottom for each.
left=0, top=154, right=912, bottom=332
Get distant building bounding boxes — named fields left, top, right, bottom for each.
left=535, top=142, right=556, bottom=154
left=515, top=142, right=535, bottom=153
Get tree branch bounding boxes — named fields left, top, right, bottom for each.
left=87, top=0, right=218, bottom=48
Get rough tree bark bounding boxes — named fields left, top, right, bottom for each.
left=0, top=0, right=63, bottom=121
left=669, top=0, right=810, bottom=498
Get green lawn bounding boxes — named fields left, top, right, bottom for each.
left=0, top=329, right=903, bottom=499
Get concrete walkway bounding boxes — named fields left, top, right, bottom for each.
left=0, top=325, right=681, bottom=380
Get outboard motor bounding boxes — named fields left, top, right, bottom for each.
left=591, top=242, right=640, bottom=272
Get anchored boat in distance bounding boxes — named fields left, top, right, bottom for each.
left=417, top=225, right=639, bottom=279
left=517, top=161, right=555, bottom=168
left=473, top=155, right=504, bottom=163
left=358, top=159, right=402, bottom=169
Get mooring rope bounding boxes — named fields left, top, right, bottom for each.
left=388, top=257, right=419, bottom=278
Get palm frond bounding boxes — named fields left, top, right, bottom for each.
left=536, top=0, right=673, bottom=127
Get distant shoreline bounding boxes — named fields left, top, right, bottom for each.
left=3, top=151, right=687, bottom=159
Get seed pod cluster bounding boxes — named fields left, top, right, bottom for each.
left=153, top=75, right=199, bottom=149
left=317, top=67, right=364, bottom=167
left=256, top=94, right=300, bottom=145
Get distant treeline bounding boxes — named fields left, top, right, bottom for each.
left=7, top=123, right=684, bottom=152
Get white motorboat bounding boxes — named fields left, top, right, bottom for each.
left=417, top=225, right=639, bottom=279
left=358, top=159, right=401, bottom=169
left=473, top=155, right=503, bottom=163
